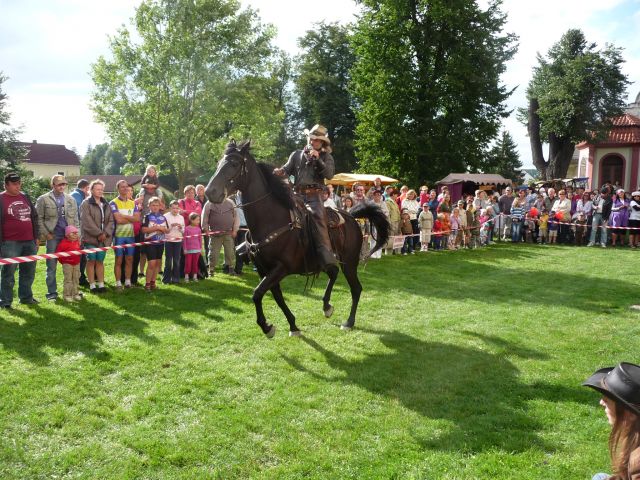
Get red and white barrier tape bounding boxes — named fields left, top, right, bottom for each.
left=495, top=212, right=640, bottom=230
left=0, top=229, right=232, bottom=266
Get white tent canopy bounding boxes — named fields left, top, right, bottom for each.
left=326, top=173, right=399, bottom=186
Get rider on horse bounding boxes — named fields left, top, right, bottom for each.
left=274, top=125, right=338, bottom=274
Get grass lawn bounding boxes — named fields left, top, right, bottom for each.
left=1, top=243, right=639, bottom=479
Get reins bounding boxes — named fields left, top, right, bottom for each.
left=228, top=152, right=299, bottom=253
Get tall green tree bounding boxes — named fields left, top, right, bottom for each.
left=351, top=0, right=516, bottom=186
left=295, top=23, right=357, bottom=172
left=91, top=0, right=281, bottom=190
left=81, top=144, right=127, bottom=175
left=81, top=144, right=106, bottom=174
left=269, top=50, right=299, bottom=164
left=483, top=131, right=523, bottom=184
left=521, top=29, right=629, bottom=180
left=0, top=73, right=48, bottom=198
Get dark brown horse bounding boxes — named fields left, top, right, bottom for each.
left=205, top=140, right=389, bottom=337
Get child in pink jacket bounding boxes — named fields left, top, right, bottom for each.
left=183, top=212, right=203, bottom=282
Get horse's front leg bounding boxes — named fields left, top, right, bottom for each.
left=322, top=265, right=339, bottom=318
left=270, top=282, right=300, bottom=337
left=253, top=264, right=287, bottom=338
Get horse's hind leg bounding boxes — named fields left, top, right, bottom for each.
left=270, top=282, right=300, bottom=337
left=322, top=266, right=339, bottom=318
left=340, top=260, right=362, bottom=331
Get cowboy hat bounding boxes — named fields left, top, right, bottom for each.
left=303, top=124, right=331, bottom=145
left=583, top=362, right=640, bottom=415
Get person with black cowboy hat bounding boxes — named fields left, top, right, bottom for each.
left=274, top=124, right=337, bottom=273
left=583, top=362, right=640, bottom=479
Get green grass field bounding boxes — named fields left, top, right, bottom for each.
left=1, top=243, right=639, bottom=479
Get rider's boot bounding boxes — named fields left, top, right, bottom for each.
left=318, top=246, right=338, bottom=275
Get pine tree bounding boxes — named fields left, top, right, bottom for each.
left=484, top=131, right=523, bottom=184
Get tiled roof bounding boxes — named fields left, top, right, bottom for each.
left=66, top=175, right=143, bottom=192
left=611, top=113, right=640, bottom=127
left=578, top=114, right=640, bottom=146
left=16, top=141, right=80, bottom=166
left=606, top=127, right=640, bottom=144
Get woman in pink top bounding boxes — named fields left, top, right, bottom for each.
left=178, top=185, right=202, bottom=224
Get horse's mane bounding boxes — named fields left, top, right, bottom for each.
left=255, top=162, right=295, bottom=210
left=225, top=140, right=295, bottom=210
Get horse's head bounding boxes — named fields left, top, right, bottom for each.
left=206, top=139, right=253, bottom=204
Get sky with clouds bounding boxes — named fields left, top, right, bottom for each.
left=1, top=0, right=639, bottom=169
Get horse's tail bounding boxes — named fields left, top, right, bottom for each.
left=349, top=202, right=390, bottom=259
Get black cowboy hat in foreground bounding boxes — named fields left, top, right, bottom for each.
left=583, top=362, right=640, bottom=415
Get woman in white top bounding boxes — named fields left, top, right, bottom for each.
left=552, top=189, right=572, bottom=244
left=401, top=189, right=420, bottom=250
left=574, top=191, right=593, bottom=220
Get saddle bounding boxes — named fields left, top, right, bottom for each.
left=235, top=195, right=346, bottom=263
left=292, top=194, right=345, bottom=249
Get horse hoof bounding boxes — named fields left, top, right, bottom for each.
left=265, top=325, right=276, bottom=338
left=323, top=305, right=334, bottom=318
left=340, top=323, right=353, bottom=331
left=289, top=330, right=302, bottom=337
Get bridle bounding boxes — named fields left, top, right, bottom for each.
left=219, top=149, right=271, bottom=210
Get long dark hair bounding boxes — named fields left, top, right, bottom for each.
left=610, top=401, right=640, bottom=479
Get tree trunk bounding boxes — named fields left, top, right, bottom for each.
left=527, top=97, right=548, bottom=179
left=527, top=97, right=576, bottom=180
left=546, top=133, right=575, bottom=180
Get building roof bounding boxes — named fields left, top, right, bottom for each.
left=67, top=175, right=143, bottom=192
left=436, top=173, right=512, bottom=185
left=522, top=168, right=539, bottom=178
left=577, top=114, right=640, bottom=147
left=16, top=141, right=80, bottom=166
left=612, top=113, right=640, bottom=126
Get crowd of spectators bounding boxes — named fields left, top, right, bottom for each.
left=322, top=177, right=640, bottom=255
left=2, top=168, right=639, bottom=308
left=0, top=168, right=243, bottom=308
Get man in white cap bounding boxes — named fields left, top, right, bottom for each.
left=274, top=124, right=337, bottom=273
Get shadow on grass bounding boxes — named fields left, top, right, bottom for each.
left=112, top=276, right=256, bottom=324
left=0, top=301, right=157, bottom=365
left=282, top=328, right=592, bottom=454
left=355, top=245, right=637, bottom=315
left=0, top=276, right=256, bottom=365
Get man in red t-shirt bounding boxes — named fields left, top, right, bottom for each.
left=0, top=172, right=40, bottom=309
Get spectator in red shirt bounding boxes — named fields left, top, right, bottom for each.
left=0, top=172, right=40, bottom=309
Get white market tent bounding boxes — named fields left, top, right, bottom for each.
left=326, top=173, right=399, bottom=186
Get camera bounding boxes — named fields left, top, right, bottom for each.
left=303, top=143, right=315, bottom=165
